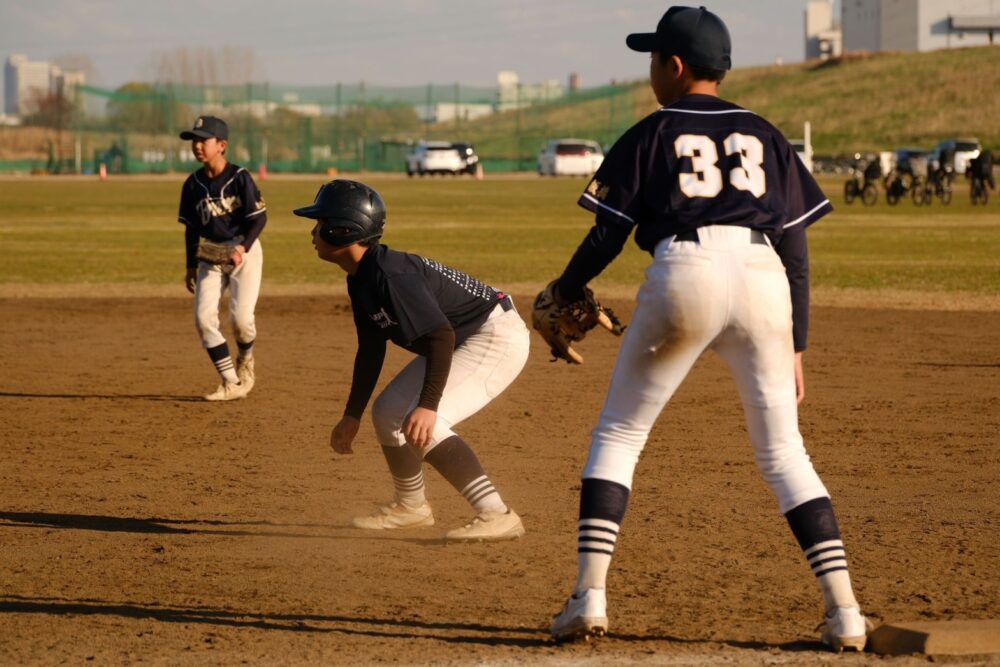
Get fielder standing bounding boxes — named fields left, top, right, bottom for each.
left=540, top=6, right=872, bottom=650
left=178, top=116, right=266, bottom=401
left=293, top=179, right=528, bottom=541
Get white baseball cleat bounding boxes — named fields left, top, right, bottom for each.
left=818, top=606, right=873, bottom=652
left=551, top=588, right=608, bottom=642
left=236, top=357, right=255, bottom=393
left=204, top=380, right=251, bottom=402
left=352, top=501, right=435, bottom=530
left=445, top=508, right=525, bottom=542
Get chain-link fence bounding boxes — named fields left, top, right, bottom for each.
left=2, top=80, right=651, bottom=175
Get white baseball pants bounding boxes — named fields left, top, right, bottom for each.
left=583, top=225, right=828, bottom=513
left=194, top=239, right=263, bottom=349
left=372, top=304, right=530, bottom=454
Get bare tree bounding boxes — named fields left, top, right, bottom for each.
left=144, top=47, right=263, bottom=86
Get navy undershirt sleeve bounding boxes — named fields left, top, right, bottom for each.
left=344, top=334, right=387, bottom=420
left=238, top=172, right=267, bottom=250
left=555, top=210, right=632, bottom=302
left=407, top=325, right=456, bottom=411
left=184, top=224, right=200, bottom=269
left=774, top=223, right=810, bottom=352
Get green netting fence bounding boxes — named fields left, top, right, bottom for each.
left=0, top=80, right=653, bottom=174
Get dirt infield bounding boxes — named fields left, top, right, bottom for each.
left=1, top=295, right=998, bottom=665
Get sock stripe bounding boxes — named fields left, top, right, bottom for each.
left=804, top=539, right=844, bottom=558
left=580, top=536, right=616, bottom=547
left=466, top=485, right=498, bottom=505
left=578, top=546, right=615, bottom=556
left=810, top=554, right=847, bottom=568
left=578, top=524, right=618, bottom=537
left=807, top=549, right=847, bottom=567
left=460, top=476, right=490, bottom=496
left=814, top=565, right=849, bottom=577
left=807, top=546, right=846, bottom=562
left=393, top=474, right=424, bottom=491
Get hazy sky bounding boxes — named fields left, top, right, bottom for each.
left=2, top=1, right=817, bottom=89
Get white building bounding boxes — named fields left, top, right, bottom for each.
left=842, top=0, right=1000, bottom=52
left=4, top=54, right=86, bottom=116
left=496, top=70, right=562, bottom=112
left=806, top=1, right=843, bottom=59
left=416, top=102, right=493, bottom=124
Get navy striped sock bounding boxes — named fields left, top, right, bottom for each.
left=424, top=436, right=506, bottom=514
left=575, top=478, right=629, bottom=593
left=786, top=497, right=859, bottom=609
left=206, top=343, right=239, bottom=384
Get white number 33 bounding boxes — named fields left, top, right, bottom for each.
left=674, top=133, right=766, bottom=199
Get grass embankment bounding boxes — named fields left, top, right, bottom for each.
left=0, top=176, right=997, bottom=309
left=4, top=46, right=998, bottom=166
left=439, top=46, right=1000, bottom=155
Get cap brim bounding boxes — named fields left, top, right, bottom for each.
left=626, top=32, right=659, bottom=52
left=179, top=129, right=215, bottom=140
left=292, top=205, right=321, bottom=219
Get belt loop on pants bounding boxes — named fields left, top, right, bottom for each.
left=487, top=294, right=515, bottom=320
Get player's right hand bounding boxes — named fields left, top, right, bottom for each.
left=184, top=268, right=197, bottom=294
left=330, top=416, right=360, bottom=454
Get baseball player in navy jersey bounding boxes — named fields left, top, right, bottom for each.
left=545, top=6, right=871, bottom=650
left=293, top=179, right=529, bottom=542
left=178, top=116, right=267, bottom=401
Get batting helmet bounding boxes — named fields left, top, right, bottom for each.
left=293, top=179, right=386, bottom=247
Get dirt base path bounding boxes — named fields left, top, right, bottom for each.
left=1, top=296, right=998, bottom=665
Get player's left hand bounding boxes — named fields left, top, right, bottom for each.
left=230, top=245, right=246, bottom=267
left=794, top=352, right=805, bottom=404
left=403, top=407, right=437, bottom=449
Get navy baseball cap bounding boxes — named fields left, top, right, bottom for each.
left=180, top=116, right=229, bottom=141
left=626, top=5, right=732, bottom=71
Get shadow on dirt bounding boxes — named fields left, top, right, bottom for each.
left=0, top=511, right=455, bottom=544
left=0, top=391, right=204, bottom=402
left=0, top=595, right=549, bottom=646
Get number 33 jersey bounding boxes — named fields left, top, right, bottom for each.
left=578, top=94, right=832, bottom=252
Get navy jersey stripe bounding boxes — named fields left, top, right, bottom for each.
left=580, top=194, right=636, bottom=225
left=784, top=199, right=832, bottom=229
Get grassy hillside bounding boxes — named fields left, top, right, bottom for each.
left=442, top=46, right=1000, bottom=156
left=3, top=46, right=997, bottom=168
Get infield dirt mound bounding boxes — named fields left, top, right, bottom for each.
left=1, top=296, right=997, bottom=665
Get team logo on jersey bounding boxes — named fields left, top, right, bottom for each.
left=370, top=307, right=398, bottom=329
left=586, top=178, right=610, bottom=201
left=196, top=195, right=243, bottom=225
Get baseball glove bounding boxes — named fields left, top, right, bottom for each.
left=532, top=280, right=626, bottom=364
left=196, top=240, right=236, bottom=274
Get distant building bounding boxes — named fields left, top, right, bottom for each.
left=4, top=54, right=86, bottom=117
left=416, top=102, right=493, bottom=124
left=805, top=0, right=843, bottom=59
left=496, top=70, right=562, bottom=112
left=842, top=0, right=1000, bottom=53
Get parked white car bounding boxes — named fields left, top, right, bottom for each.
left=406, top=141, right=478, bottom=176
left=537, top=139, right=604, bottom=176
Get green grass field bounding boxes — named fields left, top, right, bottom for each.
left=1, top=175, right=998, bottom=298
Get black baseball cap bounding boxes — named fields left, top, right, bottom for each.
left=626, top=5, right=732, bottom=71
left=180, top=116, right=229, bottom=141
